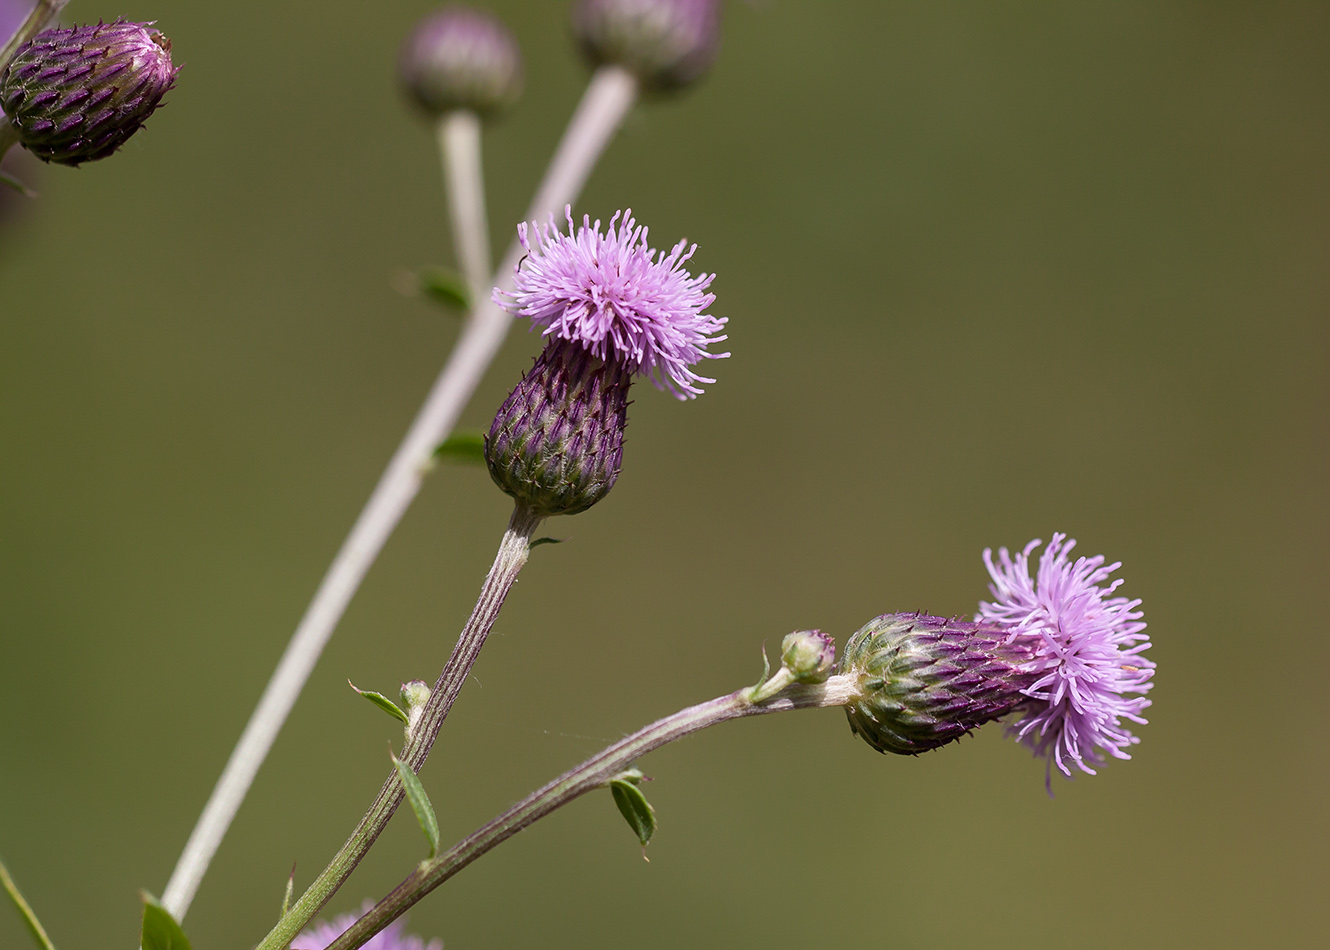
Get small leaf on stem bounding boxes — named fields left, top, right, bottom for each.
left=140, top=892, right=191, bottom=950
left=418, top=267, right=471, bottom=311
left=0, top=855, right=57, bottom=950
left=392, top=752, right=440, bottom=858
left=432, top=431, right=486, bottom=464
left=281, top=863, right=295, bottom=918
left=349, top=682, right=410, bottom=725
left=609, top=775, right=657, bottom=855
left=529, top=536, right=567, bottom=548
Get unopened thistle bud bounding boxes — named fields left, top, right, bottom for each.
left=487, top=208, right=727, bottom=517
left=0, top=20, right=177, bottom=166
left=571, top=0, right=720, bottom=90
left=486, top=339, right=630, bottom=517
left=840, top=613, right=1039, bottom=756
left=399, top=6, right=522, bottom=117
left=400, top=680, right=432, bottom=741
left=781, top=630, right=835, bottom=685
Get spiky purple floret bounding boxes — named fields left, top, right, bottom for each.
left=293, top=905, right=440, bottom=950
left=977, top=534, right=1154, bottom=784
left=495, top=208, right=727, bottom=399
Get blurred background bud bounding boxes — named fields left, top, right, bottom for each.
left=780, top=629, right=835, bottom=684
left=0, top=20, right=177, bottom=167
left=398, top=5, right=522, bottom=118
left=571, top=0, right=720, bottom=91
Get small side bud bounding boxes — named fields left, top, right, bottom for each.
left=401, top=680, right=431, bottom=740
left=780, top=630, right=835, bottom=684
left=571, top=0, right=720, bottom=91
left=840, top=612, right=1038, bottom=756
left=0, top=20, right=178, bottom=166
left=399, top=5, right=522, bottom=117
left=485, top=339, right=630, bottom=517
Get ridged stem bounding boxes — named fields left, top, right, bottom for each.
left=254, top=503, right=543, bottom=950
left=436, top=110, right=491, bottom=305
left=0, top=0, right=69, bottom=72
left=323, top=674, right=860, bottom=950
left=160, top=65, right=639, bottom=919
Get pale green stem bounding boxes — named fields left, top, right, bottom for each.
left=322, top=674, right=860, bottom=950
left=162, top=66, right=639, bottom=921
left=436, top=110, right=491, bottom=307
left=0, top=116, right=19, bottom=158
left=0, top=854, right=57, bottom=950
left=1, top=0, right=69, bottom=71
left=253, top=503, right=543, bottom=950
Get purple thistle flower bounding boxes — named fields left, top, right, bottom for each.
left=977, top=534, right=1154, bottom=784
left=495, top=207, right=727, bottom=399
left=293, top=905, right=441, bottom=950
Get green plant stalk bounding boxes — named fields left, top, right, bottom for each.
left=0, top=0, right=69, bottom=72
left=0, top=115, right=19, bottom=158
left=255, top=502, right=543, bottom=950
left=0, top=854, right=57, bottom=950
left=321, top=673, right=861, bottom=950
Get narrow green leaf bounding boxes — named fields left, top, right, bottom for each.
left=0, top=855, right=57, bottom=950
left=0, top=170, right=36, bottom=198
left=140, top=892, right=191, bottom=950
left=529, top=536, right=567, bottom=549
left=281, top=864, right=295, bottom=917
left=349, top=681, right=410, bottom=725
left=751, top=644, right=771, bottom=692
left=610, top=778, right=657, bottom=853
left=392, top=753, right=440, bottom=858
left=431, top=431, right=486, bottom=465
left=419, top=267, right=470, bottom=311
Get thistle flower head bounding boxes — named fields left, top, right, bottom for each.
left=840, top=613, right=1040, bottom=756
left=293, top=905, right=441, bottom=950
left=398, top=5, right=522, bottom=117
left=572, top=0, right=721, bottom=90
left=977, top=534, right=1154, bottom=783
left=1, top=20, right=177, bottom=166
left=496, top=208, right=727, bottom=399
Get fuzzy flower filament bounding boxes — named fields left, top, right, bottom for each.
left=978, top=533, right=1154, bottom=781
left=496, top=208, right=727, bottom=398
left=293, top=906, right=440, bottom=950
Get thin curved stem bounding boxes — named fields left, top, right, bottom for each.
left=0, top=854, right=57, bottom=950
left=1, top=0, right=69, bottom=72
left=160, top=65, right=639, bottom=919
left=323, top=674, right=860, bottom=950
left=252, top=503, right=542, bottom=950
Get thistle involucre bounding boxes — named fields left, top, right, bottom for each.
left=1, top=20, right=177, bottom=166
left=398, top=5, right=522, bottom=117
left=572, top=0, right=721, bottom=90
left=486, top=208, right=726, bottom=517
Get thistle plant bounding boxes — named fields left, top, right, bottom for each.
left=0, top=4, right=1159, bottom=950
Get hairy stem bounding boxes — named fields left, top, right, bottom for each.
left=436, top=110, right=491, bottom=305
left=160, top=66, right=638, bottom=918
left=0, top=0, right=69, bottom=71
left=253, top=504, right=542, bottom=950
left=323, top=674, right=859, bottom=950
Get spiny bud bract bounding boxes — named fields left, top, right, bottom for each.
left=0, top=20, right=177, bottom=166
left=571, top=0, right=720, bottom=91
left=485, top=339, right=630, bottom=517
left=399, top=5, right=522, bottom=117
left=780, top=630, right=835, bottom=685
left=840, top=612, right=1038, bottom=756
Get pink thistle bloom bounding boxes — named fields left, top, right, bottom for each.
left=293, top=905, right=441, bottom=950
left=495, top=207, right=728, bottom=399
left=977, top=534, right=1154, bottom=786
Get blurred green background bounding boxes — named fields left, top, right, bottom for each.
left=2, top=0, right=1327, bottom=947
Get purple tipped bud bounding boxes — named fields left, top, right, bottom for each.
left=485, top=339, right=630, bottom=517
left=0, top=20, right=177, bottom=167
left=399, top=6, right=522, bottom=117
left=840, top=613, right=1039, bottom=756
left=571, top=0, right=720, bottom=90
left=780, top=630, right=836, bottom=685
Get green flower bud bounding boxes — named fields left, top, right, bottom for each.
left=485, top=339, right=630, bottom=517
left=780, top=630, right=835, bottom=684
left=0, top=20, right=177, bottom=166
left=840, top=612, right=1038, bottom=756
